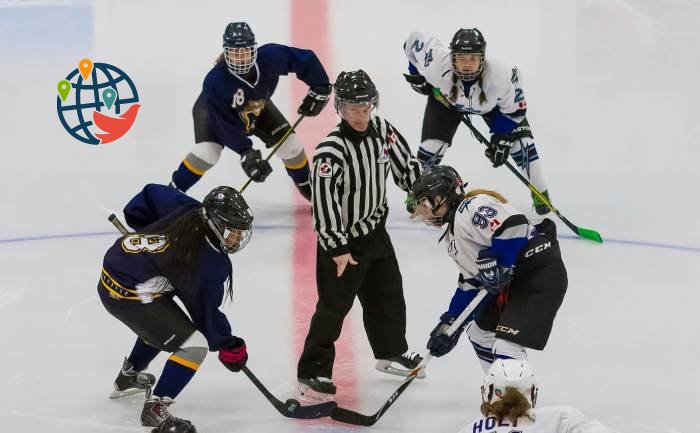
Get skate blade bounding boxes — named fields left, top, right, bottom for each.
left=375, top=362, right=426, bottom=379
left=296, top=386, right=335, bottom=404
left=109, top=387, right=147, bottom=399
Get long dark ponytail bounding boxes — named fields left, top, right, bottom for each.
left=139, top=206, right=234, bottom=300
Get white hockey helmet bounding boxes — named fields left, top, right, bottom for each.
left=482, top=359, right=538, bottom=407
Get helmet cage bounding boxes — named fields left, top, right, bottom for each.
left=452, top=52, right=484, bottom=81
left=202, top=208, right=253, bottom=254
left=224, top=44, right=258, bottom=75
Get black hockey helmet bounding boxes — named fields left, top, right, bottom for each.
left=223, top=22, right=257, bottom=74
left=409, top=165, right=466, bottom=226
left=449, top=28, right=486, bottom=81
left=201, top=186, right=254, bottom=254
left=333, top=69, right=379, bottom=112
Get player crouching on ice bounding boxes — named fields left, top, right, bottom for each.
left=98, top=184, right=253, bottom=433
left=407, top=165, right=567, bottom=370
left=457, top=359, right=617, bottom=433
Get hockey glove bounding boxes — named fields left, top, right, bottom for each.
left=241, top=149, right=272, bottom=182
left=218, top=338, right=248, bottom=372
left=298, top=84, right=332, bottom=117
left=403, top=73, right=433, bottom=96
left=475, top=249, right=512, bottom=295
left=427, top=312, right=466, bottom=357
left=485, top=134, right=512, bottom=167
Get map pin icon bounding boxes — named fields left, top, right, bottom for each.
left=78, top=58, right=93, bottom=81
left=57, top=80, right=71, bottom=102
left=102, top=87, right=117, bottom=110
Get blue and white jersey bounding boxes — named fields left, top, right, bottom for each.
left=404, top=31, right=527, bottom=134
left=458, top=406, right=618, bottom=433
left=442, top=193, right=536, bottom=290
left=201, top=43, right=330, bottom=153
left=101, top=184, right=238, bottom=351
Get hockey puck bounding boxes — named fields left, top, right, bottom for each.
left=284, top=398, right=301, bottom=412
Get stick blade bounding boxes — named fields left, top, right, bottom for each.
left=284, top=400, right=337, bottom=419
left=577, top=226, right=603, bottom=243
left=330, top=406, right=378, bottom=426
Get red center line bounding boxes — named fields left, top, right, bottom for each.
left=290, top=0, right=359, bottom=414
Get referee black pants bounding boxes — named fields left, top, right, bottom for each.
left=297, top=225, right=408, bottom=380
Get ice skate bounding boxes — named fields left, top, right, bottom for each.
left=141, top=395, right=196, bottom=433
left=109, top=358, right=156, bottom=399
left=376, top=351, right=426, bottom=378
left=296, top=377, right=336, bottom=403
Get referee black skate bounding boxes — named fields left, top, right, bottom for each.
left=296, top=70, right=424, bottom=402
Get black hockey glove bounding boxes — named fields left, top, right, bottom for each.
left=427, top=312, right=465, bottom=357
left=403, top=73, right=432, bottom=96
left=241, top=149, right=272, bottom=182
left=485, top=134, right=512, bottom=167
left=475, top=250, right=512, bottom=294
left=298, top=84, right=332, bottom=117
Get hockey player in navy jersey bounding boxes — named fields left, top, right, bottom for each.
left=170, top=22, right=332, bottom=201
left=404, top=28, right=552, bottom=215
left=99, top=184, right=253, bottom=433
left=408, top=165, right=567, bottom=370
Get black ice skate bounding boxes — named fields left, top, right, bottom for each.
left=375, top=351, right=426, bottom=379
left=297, top=377, right=336, bottom=403
left=141, top=395, right=196, bottom=433
left=295, top=180, right=312, bottom=202
left=109, top=358, right=156, bottom=399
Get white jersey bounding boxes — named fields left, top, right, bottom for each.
left=442, top=194, right=534, bottom=290
left=404, top=31, right=527, bottom=119
left=458, top=406, right=618, bottom=433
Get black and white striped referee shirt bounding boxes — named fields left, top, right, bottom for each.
left=311, top=116, right=421, bottom=256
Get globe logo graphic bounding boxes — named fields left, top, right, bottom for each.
left=56, top=58, right=141, bottom=145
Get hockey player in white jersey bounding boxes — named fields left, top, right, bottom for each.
left=403, top=28, right=552, bottom=215
left=408, top=165, right=567, bottom=370
left=458, top=359, right=617, bottom=433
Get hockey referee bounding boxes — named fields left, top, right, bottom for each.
left=296, top=70, right=423, bottom=401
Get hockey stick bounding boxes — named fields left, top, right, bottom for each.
left=330, top=290, right=489, bottom=426
left=106, top=214, right=336, bottom=419
left=431, top=89, right=603, bottom=243
left=241, top=366, right=337, bottom=419
left=239, top=114, right=306, bottom=193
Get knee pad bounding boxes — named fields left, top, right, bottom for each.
left=467, top=323, right=496, bottom=372
left=184, top=141, right=223, bottom=174
left=276, top=133, right=307, bottom=168
left=417, top=139, right=449, bottom=167
left=169, top=330, right=208, bottom=370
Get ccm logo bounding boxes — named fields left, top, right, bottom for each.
left=524, top=241, right=551, bottom=258
left=496, top=326, right=520, bottom=335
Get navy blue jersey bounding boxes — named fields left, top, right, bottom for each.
left=101, top=184, right=237, bottom=351
left=201, top=43, right=330, bottom=153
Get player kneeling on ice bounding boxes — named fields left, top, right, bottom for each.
left=457, top=359, right=617, bottom=433
left=407, top=165, right=567, bottom=369
left=98, top=184, right=253, bottom=433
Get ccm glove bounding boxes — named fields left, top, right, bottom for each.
left=427, top=312, right=466, bottom=357
left=298, top=84, right=332, bottom=117
left=485, top=134, right=512, bottom=167
left=241, top=149, right=272, bottom=182
left=475, top=249, right=512, bottom=294
left=218, top=338, right=248, bottom=372
left=403, top=74, right=433, bottom=96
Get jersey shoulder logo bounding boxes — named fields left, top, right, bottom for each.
left=318, top=161, right=333, bottom=177
left=121, top=234, right=169, bottom=254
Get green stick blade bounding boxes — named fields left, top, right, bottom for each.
left=577, top=227, right=603, bottom=243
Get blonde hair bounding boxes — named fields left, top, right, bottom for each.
left=465, top=189, right=508, bottom=204
left=480, top=386, right=534, bottom=423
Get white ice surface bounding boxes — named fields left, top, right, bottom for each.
left=1, top=1, right=698, bottom=433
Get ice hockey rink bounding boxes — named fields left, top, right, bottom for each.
left=1, top=0, right=699, bottom=432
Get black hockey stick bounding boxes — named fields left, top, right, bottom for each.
left=107, top=214, right=335, bottom=419
left=431, top=89, right=603, bottom=243
left=241, top=366, right=337, bottom=419
left=330, top=290, right=489, bottom=426
left=239, top=114, right=306, bottom=193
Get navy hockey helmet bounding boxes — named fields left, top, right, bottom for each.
left=409, top=165, right=466, bottom=226
left=201, top=186, right=254, bottom=254
left=333, top=69, right=379, bottom=112
left=450, top=28, right=486, bottom=81
left=223, top=22, right=257, bottom=74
